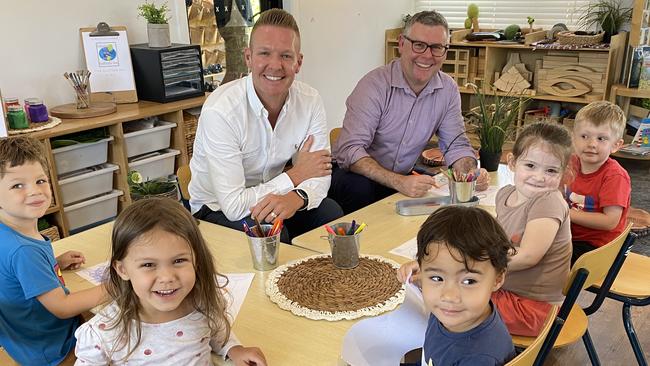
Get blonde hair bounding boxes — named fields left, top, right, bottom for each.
left=105, top=198, right=230, bottom=359
left=511, top=122, right=573, bottom=174
left=575, top=101, right=626, bottom=139
left=250, top=8, right=300, bottom=49
left=0, top=136, right=49, bottom=179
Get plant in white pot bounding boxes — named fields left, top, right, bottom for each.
left=138, top=1, right=171, bottom=48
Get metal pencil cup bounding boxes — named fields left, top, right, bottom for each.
left=246, top=224, right=280, bottom=271
left=327, top=222, right=361, bottom=269
left=448, top=179, right=476, bottom=203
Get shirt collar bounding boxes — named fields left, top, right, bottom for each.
left=246, top=74, right=292, bottom=118
left=390, top=59, right=444, bottom=96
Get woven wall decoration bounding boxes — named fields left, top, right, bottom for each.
left=266, top=254, right=406, bottom=321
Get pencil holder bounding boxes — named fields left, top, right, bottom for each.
left=448, top=179, right=476, bottom=203
left=64, top=71, right=91, bottom=109
left=327, top=222, right=361, bottom=269
left=246, top=224, right=280, bottom=271
left=75, top=85, right=90, bottom=109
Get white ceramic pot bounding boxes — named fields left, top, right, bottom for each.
left=147, top=23, right=171, bottom=48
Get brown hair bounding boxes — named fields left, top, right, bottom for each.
left=575, top=100, right=626, bottom=139
left=403, top=10, right=449, bottom=37
left=511, top=122, right=573, bottom=172
left=106, top=198, right=230, bottom=358
left=250, top=8, right=300, bottom=49
left=416, top=206, right=513, bottom=274
left=0, top=136, right=49, bottom=179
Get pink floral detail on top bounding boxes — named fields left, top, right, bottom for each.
left=176, top=330, right=184, bottom=337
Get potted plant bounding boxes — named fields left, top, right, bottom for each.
left=578, top=0, right=632, bottom=43
left=467, top=83, right=523, bottom=171
left=138, top=1, right=171, bottom=48
left=128, top=170, right=178, bottom=201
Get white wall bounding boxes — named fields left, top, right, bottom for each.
left=285, top=0, right=413, bottom=130
left=0, top=0, right=189, bottom=106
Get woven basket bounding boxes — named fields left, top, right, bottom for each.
left=131, top=185, right=179, bottom=202
left=556, top=31, right=604, bottom=46
left=40, top=226, right=61, bottom=242
left=183, top=112, right=199, bottom=158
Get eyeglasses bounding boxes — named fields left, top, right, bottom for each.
left=402, top=35, right=449, bottom=57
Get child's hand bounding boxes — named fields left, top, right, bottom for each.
left=227, top=345, right=267, bottom=366
left=396, top=260, right=420, bottom=285
left=475, top=168, right=490, bottom=191
left=56, top=250, right=86, bottom=270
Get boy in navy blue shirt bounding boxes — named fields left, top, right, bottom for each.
left=399, top=206, right=517, bottom=365
left=0, top=136, right=106, bottom=365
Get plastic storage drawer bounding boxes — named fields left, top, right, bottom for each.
left=52, top=137, right=114, bottom=175
left=63, top=190, right=123, bottom=231
left=124, top=121, right=177, bottom=158
left=128, top=149, right=180, bottom=181
left=57, top=164, right=119, bottom=206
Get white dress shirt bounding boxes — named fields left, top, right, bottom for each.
left=189, top=75, right=331, bottom=221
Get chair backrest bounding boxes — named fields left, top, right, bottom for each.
left=330, top=127, right=341, bottom=147
left=565, top=223, right=634, bottom=294
left=506, top=305, right=558, bottom=366
left=177, top=165, right=191, bottom=200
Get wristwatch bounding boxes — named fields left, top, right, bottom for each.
left=294, top=189, right=309, bottom=211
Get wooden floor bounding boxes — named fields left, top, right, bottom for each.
left=545, top=292, right=650, bottom=365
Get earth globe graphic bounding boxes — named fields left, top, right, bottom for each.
left=99, top=45, right=117, bottom=61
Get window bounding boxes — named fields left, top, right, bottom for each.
left=414, top=1, right=591, bottom=30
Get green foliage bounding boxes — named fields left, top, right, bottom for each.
left=38, top=218, right=51, bottom=231
left=467, top=3, right=479, bottom=18
left=137, top=1, right=170, bottom=24
left=527, top=16, right=535, bottom=25
left=467, top=83, right=526, bottom=154
left=504, top=25, right=521, bottom=40
left=578, top=0, right=632, bottom=36
left=464, top=18, right=472, bottom=29
left=128, top=170, right=176, bottom=197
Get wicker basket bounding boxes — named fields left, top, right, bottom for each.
left=556, top=31, right=604, bottom=46
left=183, top=112, right=199, bottom=158
left=40, top=226, right=61, bottom=242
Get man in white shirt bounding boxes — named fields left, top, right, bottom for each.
left=189, top=8, right=343, bottom=243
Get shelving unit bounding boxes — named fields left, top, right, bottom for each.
left=27, top=95, right=207, bottom=239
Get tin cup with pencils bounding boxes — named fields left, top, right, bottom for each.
left=446, top=168, right=478, bottom=203
left=245, top=223, right=280, bottom=271
left=324, top=222, right=364, bottom=269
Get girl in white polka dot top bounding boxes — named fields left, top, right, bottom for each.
left=74, top=198, right=267, bottom=365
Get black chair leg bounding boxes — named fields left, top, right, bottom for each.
left=582, top=329, right=601, bottom=366
left=623, top=302, right=648, bottom=366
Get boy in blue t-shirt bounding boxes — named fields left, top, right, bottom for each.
left=0, top=136, right=106, bottom=365
left=400, top=206, right=517, bottom=365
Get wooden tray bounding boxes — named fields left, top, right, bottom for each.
left=50, top=102, right=117, bottom=119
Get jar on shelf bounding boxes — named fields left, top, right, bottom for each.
left=25, top=98, right=49, bottom=122
left=7, top=105, right=29, bottom=129
left=3, top=97, right=20, bottom=113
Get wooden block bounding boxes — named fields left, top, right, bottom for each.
left=546, top=51, right=577, bottom=57
left=540, top=78, right=591, bottom=97
left=545, top=65, right=596, bottom=73
left=451, top=29, right=472, bottom=42
left=544, top=56, right=579, bottom=63
left=494, top=67, right=531, bottom=93
left=524, top=30, right=546, bottom=45
left=578, top=52, right=610, bottom=60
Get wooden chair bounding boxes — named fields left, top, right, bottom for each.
left=588, top=246, right=649, bottom=365
left=506, top=305, right=558, bottom=366
left=176, top=165, right=191, bottom=201
left=511, top=224, right=636, bottom=365
left=330, top=127, right=341, bottom=147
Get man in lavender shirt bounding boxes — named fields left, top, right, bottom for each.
left=330, top=11, right=488, bottom=214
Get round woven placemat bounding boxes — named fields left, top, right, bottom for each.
left=266, top=254, right=405, bottom=321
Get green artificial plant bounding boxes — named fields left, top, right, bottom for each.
left=128, top=170, right=176, bottom=197
left=137, top=1, right=171, bottom=24
left=578, top=0, right=632, bottom=40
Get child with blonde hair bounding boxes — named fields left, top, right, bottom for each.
left=566, top=101, right=630, bottom=263
left=0, top=136, right=106, bottom=365
left=74, top=198, right=267, bottom=365
left=400, top=122, right=573, bottom=337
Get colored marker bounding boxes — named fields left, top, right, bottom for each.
left=324, top=224, right=336, bottom=235
left=354, top=223, right=367, bottom=235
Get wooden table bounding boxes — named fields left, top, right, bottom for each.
left=292, top=165, right=513, bottom=260
left=49, top=221, right=355, bottom=366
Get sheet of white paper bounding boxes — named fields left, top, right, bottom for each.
left=218, top=273, right=255, bottom=323
left=389, top=237, right=417, bottom=261
left=341, top=283, right=428, bottom=366
left=0, top=105, right=7, bottom=137
left=76, top=261, right=109, bottom=285
left=427, top=173, right=450, bottom=197
left=82, top=30, right=136, bottom=92
left=75, top=262, right=254, bottom=323
left=474, top=185, right=501, bottom=207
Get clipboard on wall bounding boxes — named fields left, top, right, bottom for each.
left=80, top=23, right=138, bottom=104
